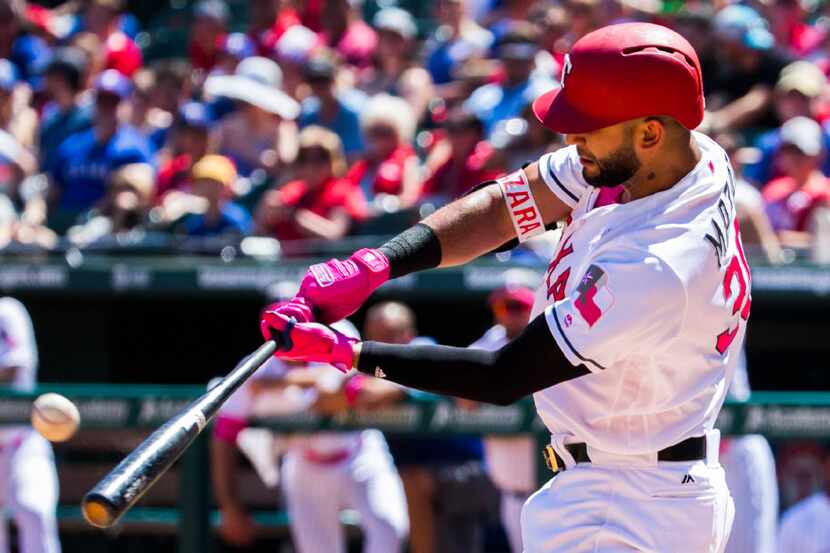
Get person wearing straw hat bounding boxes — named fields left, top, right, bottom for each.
left=205, top=56, right=300, bottom=178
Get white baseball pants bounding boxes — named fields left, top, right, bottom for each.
left=281, top=430, right=409, bottom=553
left=521, top=443, right=733, bottom=552
left=722, top=435, right=778, bottom=553
left=0, top=430, right=60, bottom=553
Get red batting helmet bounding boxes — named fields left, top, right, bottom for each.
left=532, top=22, right=705, bottom=134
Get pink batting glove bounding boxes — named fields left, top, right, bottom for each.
left=293, top=248, right=390, bottom=324
left=260, top=311, right=358, bottom=372
left=262, top=298, right=314, bottom=324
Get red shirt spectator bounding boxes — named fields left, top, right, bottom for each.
left=763, top=174, right=830, bottom=232
left=188, top=0, right=230, bottom=71
left=248, top=0, right=302, bottom=56
left=762, top=116, right=830, bottom=235
left=105, top=31, right=142, bottom=77
left=267, top=177, right=366, bottom=241
left=343, top=95, right=421, bottom=210
left=320, top=0, right=377, bottom=68
left=422, top=140, right=502, bottom=199
left=254, top=126, right=366, bottom=242
left=346, top=143, right=416, bottom=197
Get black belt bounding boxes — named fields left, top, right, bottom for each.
left=543, top=436, right=707, bottom=473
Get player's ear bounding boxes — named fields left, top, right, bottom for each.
left=637, top=117, right=665, bottom=151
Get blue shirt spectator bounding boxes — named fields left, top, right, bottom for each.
left=47, top=71, right=152, bottom=231
left=49, top=125, right=152, bottom=213
left=424, top=4, right=493, bottom=85
left=181, top=202, right=252, bottom=236
left=464, top=27, right=557, bottom=136
left=39, top=48, right=94, bottom=168
left=298, top=54, right=365, bottom=158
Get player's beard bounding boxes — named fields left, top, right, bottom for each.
left=582, top=142, right=642, bottom=189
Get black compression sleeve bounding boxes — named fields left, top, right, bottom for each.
left=357, top=314, right=591, bottom=405
left=378, top=223, right=442, bottom=279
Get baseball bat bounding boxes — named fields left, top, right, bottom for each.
left=82, top=334, right=287, bottom=528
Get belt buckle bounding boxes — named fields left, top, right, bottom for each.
left=543, top=445, right=562, bottom=473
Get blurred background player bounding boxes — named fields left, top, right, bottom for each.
left=0, top=297, right=60, bottom=553
left=466, top=272, right=538, bottom=553
left=211, top=297, right=408, bottom=553
left=364, top=301, right=499, bottom=553
left=777, top=447, right=830, bottom=552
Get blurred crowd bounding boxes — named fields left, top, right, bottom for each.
left=0, top=0, right=827, bottom=260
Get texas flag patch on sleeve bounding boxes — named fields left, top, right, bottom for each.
left=574, top=265, right=615, bottom=327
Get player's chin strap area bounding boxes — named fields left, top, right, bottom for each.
left=543, top=430, right=721, bottom=473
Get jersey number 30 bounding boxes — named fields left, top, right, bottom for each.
left=716, top=221, right=751, bottom=355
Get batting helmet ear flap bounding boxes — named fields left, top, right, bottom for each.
left=460, top=171, right=559, bottom=254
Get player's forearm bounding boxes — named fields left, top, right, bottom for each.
left=353, top=315, right=590, bottom=405
left=421, top=182, right=515, bottom=267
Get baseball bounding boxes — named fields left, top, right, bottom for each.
left=31, top=393, right=81, bottom=442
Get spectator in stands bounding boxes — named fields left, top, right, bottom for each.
left=464, top=24, right=558, bottom=137
left=715, top=132, right=784, bottom=264
left=320, top=0, right=377, bottom=70
left=558, top=0, right=601, bottom=52
left=38, top=47, right=92, bottom=169
left=274, top=24, right=321, bottom=101
left=424, top=0, right=493, bottom=87
left=0, top=0, right=51, bottom=86
left=246, top=0, right=301, bottom=56
left=67, top=162, right=154, bottom=245
left=188, top=0, right=229, bottom=73
left=175, top=154, right=251, bottom=237
left=146, top=60, right=192, bottom=125
left=253, top=125, right=365, bottom=243
left=46, top=69, right=153, bottom=234
left=359, top=7, right=434, bottom=123
left=778, top=447, right=830, bottom=553
left=533, top=3, right=568, bottom=69
left=705, top=5, right=791, bottom=132
left=421, top=109, right=504, bottom=204
left=762, top=116, right=830, bottom=248
left=211, top=32, right=256, bottom=78
left=489, top=105, right=562, bottom=172
left=365, top=301, right=498, bottom=553
left=744, top=61, right=830, bottom=185
left=344, top=94, right=420, bottom=214
left=298, top=52, right=365, bottom=160
left=766, top=0, right=824, bottom=57
left=205, top=56, right=300, bottom=177
left=128, top=69, right=171, bottom=153
left=672, top=5, right=719, bottom=95
left=80, top=0, right=142, bottom=77
left=155, top=102, right=212, bottom=202
left=0, top=58, right=36, bottom=151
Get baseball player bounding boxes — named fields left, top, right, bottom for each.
left=468, top=276, right=537, bottom=553
left=212, top=319, right=409, bottom=553
left=0, top=298, right=61, bottom=553
left=262, top=22, right=744, bottom=552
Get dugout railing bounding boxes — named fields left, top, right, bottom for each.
left=1, top=386, right=830, bottom=552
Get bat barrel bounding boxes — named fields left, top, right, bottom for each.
left=82, top=340, right=279, bottom=528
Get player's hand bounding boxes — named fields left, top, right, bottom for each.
left=261, top=311, right=358, bottom=372
left=281, top=248, right=391, bottom=324
left=219, top=506, right=256, bottom=546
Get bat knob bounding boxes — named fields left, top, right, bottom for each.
left=82, top=493, right=118, bottom=528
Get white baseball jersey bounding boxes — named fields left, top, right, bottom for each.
left=531, top=131, right=749, bottom=455
left=778, top=492, right=830, bottom=553
left=0, top=297, right=38, bottom=445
